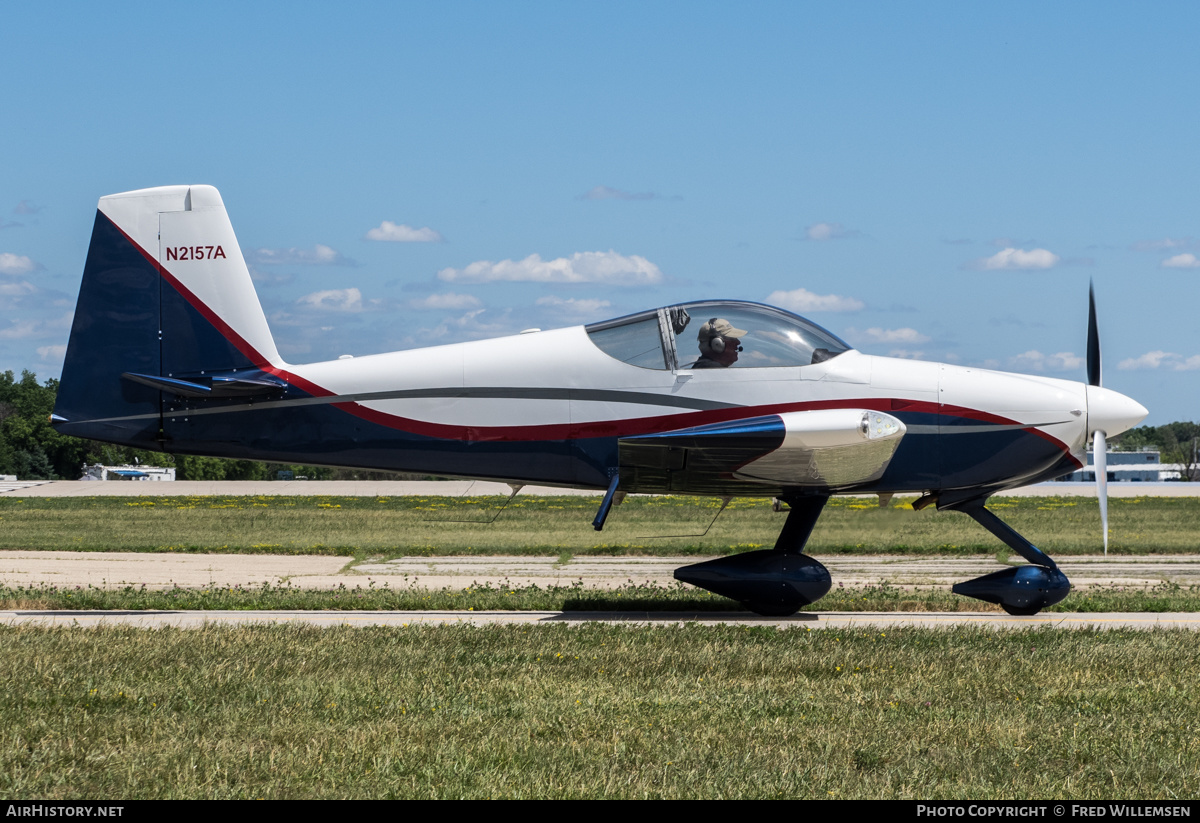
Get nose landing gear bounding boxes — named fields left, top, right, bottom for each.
left=946, top=497, right=1070, bottom=615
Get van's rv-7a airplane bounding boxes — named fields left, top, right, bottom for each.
left=52, top=185, right=1148, bottom=616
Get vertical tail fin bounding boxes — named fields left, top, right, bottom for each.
left=53, top=185, right=281, bottom=449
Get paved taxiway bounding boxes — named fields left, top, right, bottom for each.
left=4, top=552, right=1200, bottom=590
left=3, top=479, right=1197, bottom=497
left=2, top=480, right=1195, bottom=629
left=3, top=552, right=1199, bottom=629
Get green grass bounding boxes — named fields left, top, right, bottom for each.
left=1, top=623, right=1197, bottom=799
left=0, top=493, right=1196, bottom=556
left=4, top=580, right=1199, bottom=613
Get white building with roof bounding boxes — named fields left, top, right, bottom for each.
left=80, top=464, right=176, bottom=481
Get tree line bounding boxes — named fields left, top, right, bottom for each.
left=1115, top=421, right=1200, bottom=481
left=1, top=368, right=1196, bottom=481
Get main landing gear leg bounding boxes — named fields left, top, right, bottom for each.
left=945, top=497, right=1070, bottom=615
left=674, top=494, right=833, bottom=617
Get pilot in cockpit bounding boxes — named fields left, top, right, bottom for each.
left=691, top=317, right=747, bottom=368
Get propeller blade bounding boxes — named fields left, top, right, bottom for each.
left=1087, top=280, right=1102, bottom=387
left=1094, top=429, right=1108, bottom=555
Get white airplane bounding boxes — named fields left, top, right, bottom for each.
left=52, top=185, right=1148, bottom=616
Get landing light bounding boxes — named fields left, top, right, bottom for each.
left=863, top=412, right=902, bottom=440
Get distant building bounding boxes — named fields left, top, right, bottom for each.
left=1057, top=448, right=1166, bottom=482
left=79, top=464, right=176, bottom=481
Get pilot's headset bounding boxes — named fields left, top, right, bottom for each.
left=707, top=319, right=727, bottom=354
left=700, top=317, right=743, bottom=354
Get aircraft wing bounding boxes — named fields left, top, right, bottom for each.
left=618, top=408, right=906, bottom=490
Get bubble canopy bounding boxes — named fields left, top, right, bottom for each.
left=585, top=300, right=851, bottom=370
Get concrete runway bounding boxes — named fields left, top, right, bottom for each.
left=4, top=551, right=1200, bottom=590
left=3, top=479, right=1198, bottom=497
left=2, top=479, right=1195, bottom=629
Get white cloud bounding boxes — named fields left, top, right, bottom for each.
left=1161, top=253, right=1200, bottom=269
left=405, top=308, right=517, bottom=346
left=577, top=185, right=656, bottom=201
left=0, top=320, right=38, bottom=339
left=296, top=287, right=363, bottom=312
left=365, top=221, right=444, bottom=243
left=0, top=253, right=38, bottom=275
left=37, top=344, right=66, bottom=361
left=0, top=280, right=36, bottom=297
left=1008, top=350, right=1084, bottom=372
left=249, top=244, right=355, bottom=266
left=847, top=327, right=930, bottom=344
left=766, top=287, right=864, bottom=313
left=13, top=200, right=40, bottom=215
left=1132, top=237, right=1193, bottom=252
left=1118, top=350, right=1200, bottom=371
left=971, top=248, right=1060, bottom=270
left=438, top=251, right=663, bottom=286
left=409, top=292, right=482, bottom=311
left=804, top=222, right=857, bottom=241
left=0, top=312, right=71, bottom=340
left=1118, top=351, right=1169, bottom=369
left=990, top=236, right=1036, bottom=248
left=887, top=349, right=925, bottom=360
left=535, top=295, right=613, bottom=316
left=248, top=266, right=294, bottom=286
left=277, top=341, right=312, bottom=357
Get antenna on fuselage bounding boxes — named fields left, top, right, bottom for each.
left=422, top=482, right=524, bottom=524
left=641, top=496, right=732, bottom=539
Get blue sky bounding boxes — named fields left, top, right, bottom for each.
left=1, top=2, right=1196, bottom=424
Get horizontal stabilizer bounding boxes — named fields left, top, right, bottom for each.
left=123, top=371, right=287, bottom=399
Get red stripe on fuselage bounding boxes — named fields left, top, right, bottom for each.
left=107, top=213, right=1079, bottom=465
left=344, top=398, right=1082, bottom=470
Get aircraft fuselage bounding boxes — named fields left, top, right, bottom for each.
left=148, top=327, right=1092, bottom=498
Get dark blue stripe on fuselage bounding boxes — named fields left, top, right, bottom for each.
left=159, top=398, right=1070, bottom=494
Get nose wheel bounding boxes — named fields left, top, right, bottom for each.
left=945, top=497, right=1070, bottom=615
